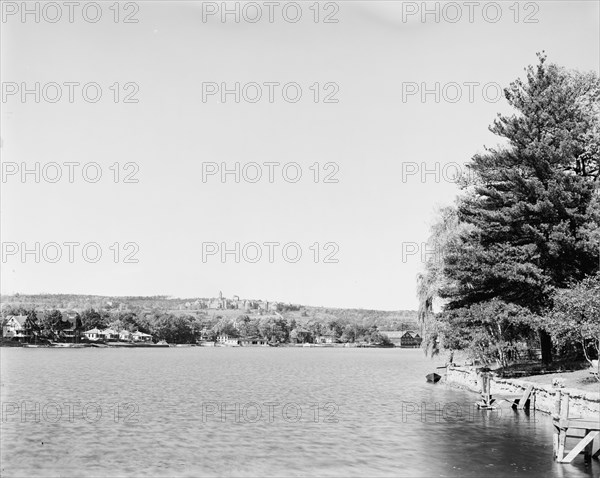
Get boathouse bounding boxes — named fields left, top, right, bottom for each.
left=380, top=330, right=423, bottom=348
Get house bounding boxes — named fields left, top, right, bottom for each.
left=209, top=298, right=223, bottom=309
left=239, top=336, right=267, bottom=346
left=216, top=334, right=240, bottom=346
left=83, top=328, right=103, bottom=341
left=380, top=330, right=423, bottom=348
left=411, top=332, right=422, bottom=347
left=2, top=315, right=36, bottom=340
left=101, top=328, right=119, bottom=341
left=316, top=334, right=336, bottom=344
left=132, top=331, right=152, bottom=343
left=119, top=330, right=132, bottom=341
left=60, top=311, right=82, bottom=342
left=198, top=328, right=214, bottom=342
left=256, top=301, right=268, bottom=312
left=207, top=291, right=229, bottom=309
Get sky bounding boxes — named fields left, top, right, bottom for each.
left=1, top=1, right=599, bottom=310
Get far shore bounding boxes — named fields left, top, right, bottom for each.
left=0, top=340, right=406, bottom=349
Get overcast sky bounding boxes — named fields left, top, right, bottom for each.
left=1, top=1, right=599, bottom=310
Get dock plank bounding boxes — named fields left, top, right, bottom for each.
left=516, top=385, right=534, bottom=410
left=567, top=418, right=600, bottom=430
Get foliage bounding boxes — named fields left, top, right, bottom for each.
left=545, top=274, right=600, bottom=376
left=40, top=310, right=65, bottom=334
left=441, top=300, right=535, bottom=367
left=417, top=206, right=475, bottom=355
left=1, top=294, right=419, bottom=345
left=448, top=53, right=598, bottom=311
left=80, top=308, right=109, bottom=330
left=417, top=54, right=600, bottom=365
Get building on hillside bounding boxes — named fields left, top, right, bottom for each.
left=256, top=301, right=269, bottom=312
left=380, top=330, right=422, bottom=348
left=209, top=298, right=224, bottom=309
left=192, top=300, right=205, bottom=309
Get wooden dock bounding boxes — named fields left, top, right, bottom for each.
left=552, top=390, right=600, bottom=463
left=472, top=371, right=599, bottom=464
left=476, top=372, right=534, bottom=410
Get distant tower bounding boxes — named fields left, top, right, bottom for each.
left=219, top=291, right=223, bottom=300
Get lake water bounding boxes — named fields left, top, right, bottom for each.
left=1, top=347, right=598, bottom=477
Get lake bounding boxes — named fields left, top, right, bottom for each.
left=1, top=347, right=597, bottom=477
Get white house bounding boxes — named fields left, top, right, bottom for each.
left=2, top=315, right=33, bottom=339
left=316, top=334, right=336, bottom=344
left=83, top=328, right=103, bottom=341
left=84, top=328, right=122, bottom=342
left=132, top=331, right=152, bottom=343
left=101, top=328, right=119, bottom=341
left=119, top=330, right=132, bottom=341
left=216, top=334, right=240, bottom=346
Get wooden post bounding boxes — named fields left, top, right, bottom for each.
left=584, top=429, right=593, bottom=463
left=553, top=391, right=561, bottom=459
left=553, top=390, right=561, bottom=416
left=557, top=392, right=569, bottom=462
left=481, top=372, right=491, bottom=407
left=517, top=384, right=534, bottom=410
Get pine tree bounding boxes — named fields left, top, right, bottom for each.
left=426, top=54, right=599, bottom=364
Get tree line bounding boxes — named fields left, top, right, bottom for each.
left=1, top=306, right=398, bottom=345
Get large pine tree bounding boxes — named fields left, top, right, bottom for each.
left=422, top=54, right=599, bottom=364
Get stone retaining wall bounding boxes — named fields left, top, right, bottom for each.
left=445, top=366, right=600, bottom=417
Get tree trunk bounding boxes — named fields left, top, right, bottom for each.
left=539, top=329, right=553, bottom=366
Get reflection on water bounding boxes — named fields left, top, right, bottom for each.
left=1, top=348, right=597, bottom=477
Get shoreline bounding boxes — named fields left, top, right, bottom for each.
left=0, top=341, right=403, bottom=349
left=445, top=365, right=600, bottom=418
left=0, top=343, right=403, bottom=349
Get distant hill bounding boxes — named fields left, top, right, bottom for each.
left=0, top=293, right=419, bottom=331
left=291, top=306, right=418, bottom=330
